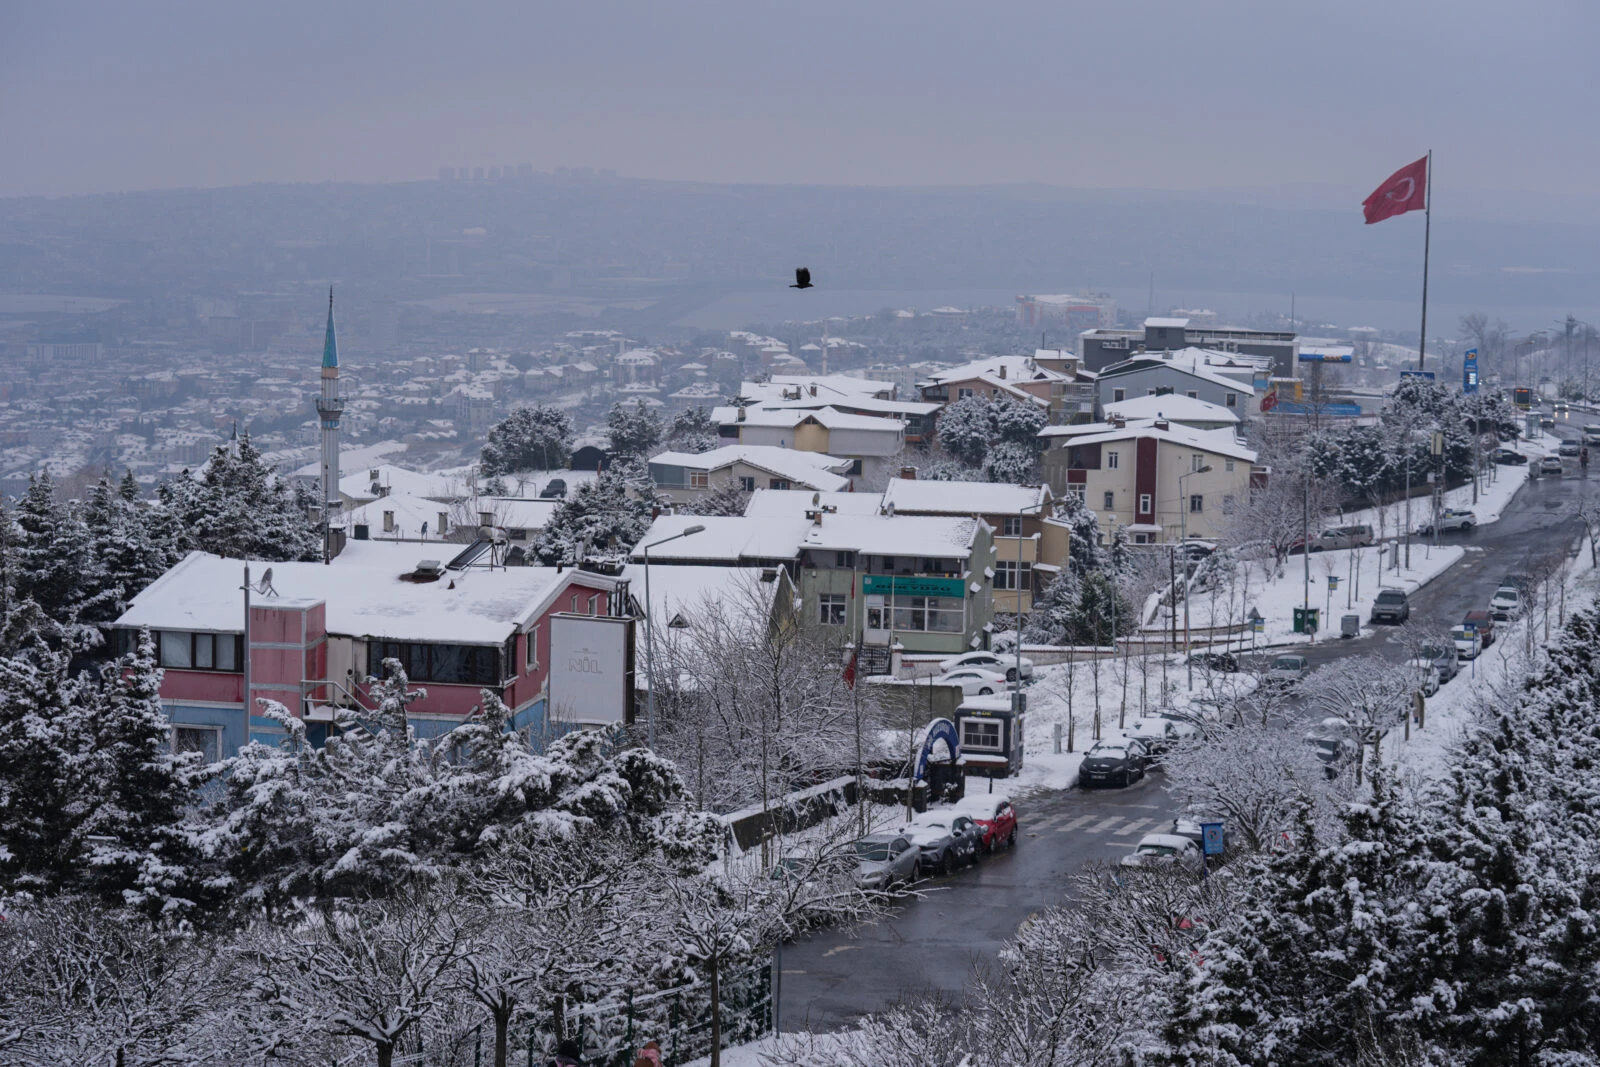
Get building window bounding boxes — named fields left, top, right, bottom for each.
left=738, top=476, right=756, bottom=492
left=1226, top=393, right=1238, bottom=408
left=890, top=595, right=964, bottom=633
left=819, top=593, right=847, bottom=625
left=157, top=631, right=240, bottom=672
left=1067, top=484, right=1086, bottom=502
left=689, top=471, right=710, bottom=489
left=1107, top=451, right=1120, bottom=469
left=1112, top=388, right=1126, bottom=403
left=846, top=458, right=863, bottom=476
left=173, top=725, right=222, bottom=764
left=587, top=594, right=600, bottom=616
left=1103, top=490, right=1115, bottom=510
left=1225, top=458, right=1235, bottom=472
left=368, top=641, right=501, bottom=685
left=1192, top=454, right=1206, bottom=472
left=1223, top=494, right=1237, bottom=515
left=835, top=551, right=855, bottom=568
left=1138, top=493, right=1152, bottom=514
left=526, top=625, right=540, bottom=668
left=1190, top=494, right=1204, bottom=513
left=1186, top=390, right=1198, bottom=399
left=961, top=719, right=1001, bottom=752
left=769, top=478, right=790, bottom=490
left=995, top=560, right=1032, bottom=591
left=958, top=387, right=974, bottom=399
left=1002, top=517, right=1022, bottom=536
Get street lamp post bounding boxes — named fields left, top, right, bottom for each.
left=641, top=524, right=705, bottom=748
left=1178, top=464, right=1213, bottom=689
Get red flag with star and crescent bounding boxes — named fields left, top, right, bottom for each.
left=1362, top=156, right=1428, bottom=224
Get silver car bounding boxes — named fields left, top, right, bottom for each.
left=853, top=832, right=920, bottom=889
left=1266, top=654, right=1310, bottom=685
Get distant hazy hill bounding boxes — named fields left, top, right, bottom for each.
left=1, top=175, right=1595, bottom=320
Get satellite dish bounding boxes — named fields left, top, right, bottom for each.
left=257, top=568, right=279, bottom=597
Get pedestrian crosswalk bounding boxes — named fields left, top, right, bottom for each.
left=1026, top=812, right=1169, bottom=839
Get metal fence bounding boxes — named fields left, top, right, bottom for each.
left=498, top=962, right=772, bottom=1067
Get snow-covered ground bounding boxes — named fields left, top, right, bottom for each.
left=1177, top=542, right=1463, bottom=647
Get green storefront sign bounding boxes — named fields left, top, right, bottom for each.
left=862, top=575, right=967, bottom=598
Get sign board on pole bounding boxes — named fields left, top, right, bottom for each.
left=548, top=613, right=636, bottom=726
left=1201, top=822, right=1225, bottom=856
left=1251, top=617, right=1265, bottom=634
left=1463, top=348, right=1479, bottom=394
left=1328, top=576, right=1340, bottom=593
left=1514, top=387, right=1533, bottom=410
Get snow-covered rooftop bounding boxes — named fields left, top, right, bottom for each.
left=743, top=489, right=883, bottom=520
left=799, top=513, right=979, bottom=557
left=649, top=445, right=853, bottom=491
left=1101, top=393, right=1240, bottom=425
left=1058, top=423, right=1258, bottom=463
left=881, top=478, right=1049, bottom=516
left=115, top=544, right=604, bottom=645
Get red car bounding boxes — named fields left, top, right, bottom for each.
left=952, top=794, right=1018, bottom=852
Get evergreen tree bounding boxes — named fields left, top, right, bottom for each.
left=1021, top=570, right=1082, bottom=645
left=165, top=434, right=320, bottom=562
left=936, top=395, right=993, bottom=467
left=480, top=404, right=574, bottom=475
left=13, top=472, right=109, bottom=635
left=686, top=475, right=751, bottom=517
left=666, top=406, right=719, bottom=454
left=982, top=440, right=1038, bottom=484
left=607, top=399, right=665, bottom=459
left=530, top=459, right=663, bottom=565
left=1054, top=492, right=1103, bottom=578
left=990, top=394, right=1047, bottom=445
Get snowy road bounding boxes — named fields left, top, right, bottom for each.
left=778, top=425, right=1598, bottom=1032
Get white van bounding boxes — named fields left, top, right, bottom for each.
left=1583, top=424, right=1600, bottom=446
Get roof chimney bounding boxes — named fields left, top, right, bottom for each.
left=1110, top=415, right=1125, bottom=429
left=737, top=406, right=746, bottom=422
left=808, top=383, right=817, bottom=396
left=998, top=364, right=1007, bottom=379
left=1154, top=419, right=1170, bottom=431
left=899, top=465, right=917, bottom=480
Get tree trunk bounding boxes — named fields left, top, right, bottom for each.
left=709, top=951, right=723, bottom=1067
left=495, top=1004, right=511, bottom=1067
left=377, top=1041, right=394, bottom=1067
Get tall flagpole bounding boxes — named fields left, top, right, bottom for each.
left=1417, top=150, right=1432, bottom=372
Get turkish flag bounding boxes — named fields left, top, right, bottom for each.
left=1363, top=156, right=1428, bottom=224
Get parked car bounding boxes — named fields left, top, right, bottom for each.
left=1540, top=455, right=1565, bottom=476
left=1559, top=441, right=1583, bottom=458
left=1489, top=585, right=1523, bottom=619
left=1265, top=653, right=1311, bottom=685
left=939, top=649, right=1034, bottom=681
left=1451, top=624, right=1484, bottom=660
left=539, top=477, right=568, bottom=499
left=1416, top=508, right=1476, bottom=535
left=1305, top=717, right=1359, bottom=774
left=1413, top=643, right=1459, bottom=683
left=1491, top=448, right=1528, bottom=465
left=1185, top=650, right=1240, bottom=673
left=932, top=668, right=1011, bottom=697
left=1127, top=716, right=1198, bottom=758
left=951, top=794, right=1018, bottom=852
left=1120, top=833, right=1204, bottom=870
left=1462, top=609, right=1497, bottom=647
left=1311, top=524, right=1375, bottom=552
left=852, top=833, right=921, bottom=889
left=903, top=811, right=984, bottom=874
left=1584, top=423, right=1600, bottom=445
left=1410, top=660, right=1440, bottom=696
left=1371, top=587, right=1411, bottom=624
left=1078, top=739, right=1150, bottom=788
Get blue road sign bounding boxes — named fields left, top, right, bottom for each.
left=1201, top=822, right=1225, bottom=856
left=1463, top=348, right=1479, bottom=394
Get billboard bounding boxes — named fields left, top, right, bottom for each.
left=548, top=613, right=635, bottom=726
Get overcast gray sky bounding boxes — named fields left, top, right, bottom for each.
left=3, top=0, right=1595, bottom=210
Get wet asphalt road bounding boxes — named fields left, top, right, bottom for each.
left=779, top=431, right=1594, bottom=1032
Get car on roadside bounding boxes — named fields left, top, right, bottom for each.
left=1185, top=650, right=1240, bottom=673
left=1304, top=717, right=1359, bottom=775
left=1491, top=448, right=1528, bottom=465
left=1489, top=585, right=1523, bottom=620
left=951, top=794, right=1018, bottom=853
left=539, top=477, right=568, bottom=499
left=1412, top=643, right=1459, bottom=683
left=1371, top=587, right=1411, bottom=624
left=939, top=649, right=1034, bottom=681
left=1265, top=653, right=1311, bottom=685
left=1416, top=508, right=1476, bottom=535
left=1410, top=660, right=1440, bottom=696
left=852, top=832, right=921, bottom=890
left=902, top=811, right=984, bottom=874
left=1559, top=441, right=1583, bottom=458
left=1120, top=833, right=1204, bottom=870
left=931, top=668, right=1011, bottom=697
left=1451, top=624, right=1484, bottom=660
left=1127, top=716, right=1199, bottom=758
left=1309, top=524, right=1376, bottom=552
left=1078, top=739, right=1150, bottom=789
left=1462, top=609, right=1497, bottom=648
left=1540, top=455, right=1565, bottom=476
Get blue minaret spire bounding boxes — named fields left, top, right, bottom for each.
left=315, top=288, right=345, bottom=561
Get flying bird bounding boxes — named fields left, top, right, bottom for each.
left=790, top=267, right=813, bottom=289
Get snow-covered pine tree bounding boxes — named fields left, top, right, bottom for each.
left=990, top=394, right=1047, bottom=445
left=481, top=404, right=574, bottom=475
left=935, top=395, right=993, bottom=467
left=983, top=440, right=1038, bottom=484
left=1054, top=491, right=1103, bottom=578
left=1022, top=570, right=1082, bottom=645
left=13, top=472, right=109, bottom=634
left=607, top=398, right=665, bottom=459
left=685, top=475, right=750, bottom=517
left=666, top=406, right=719, bottom=454
left=169, top=433, right=320, bottom=561
left=529, top=458, right=662, bottom=565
